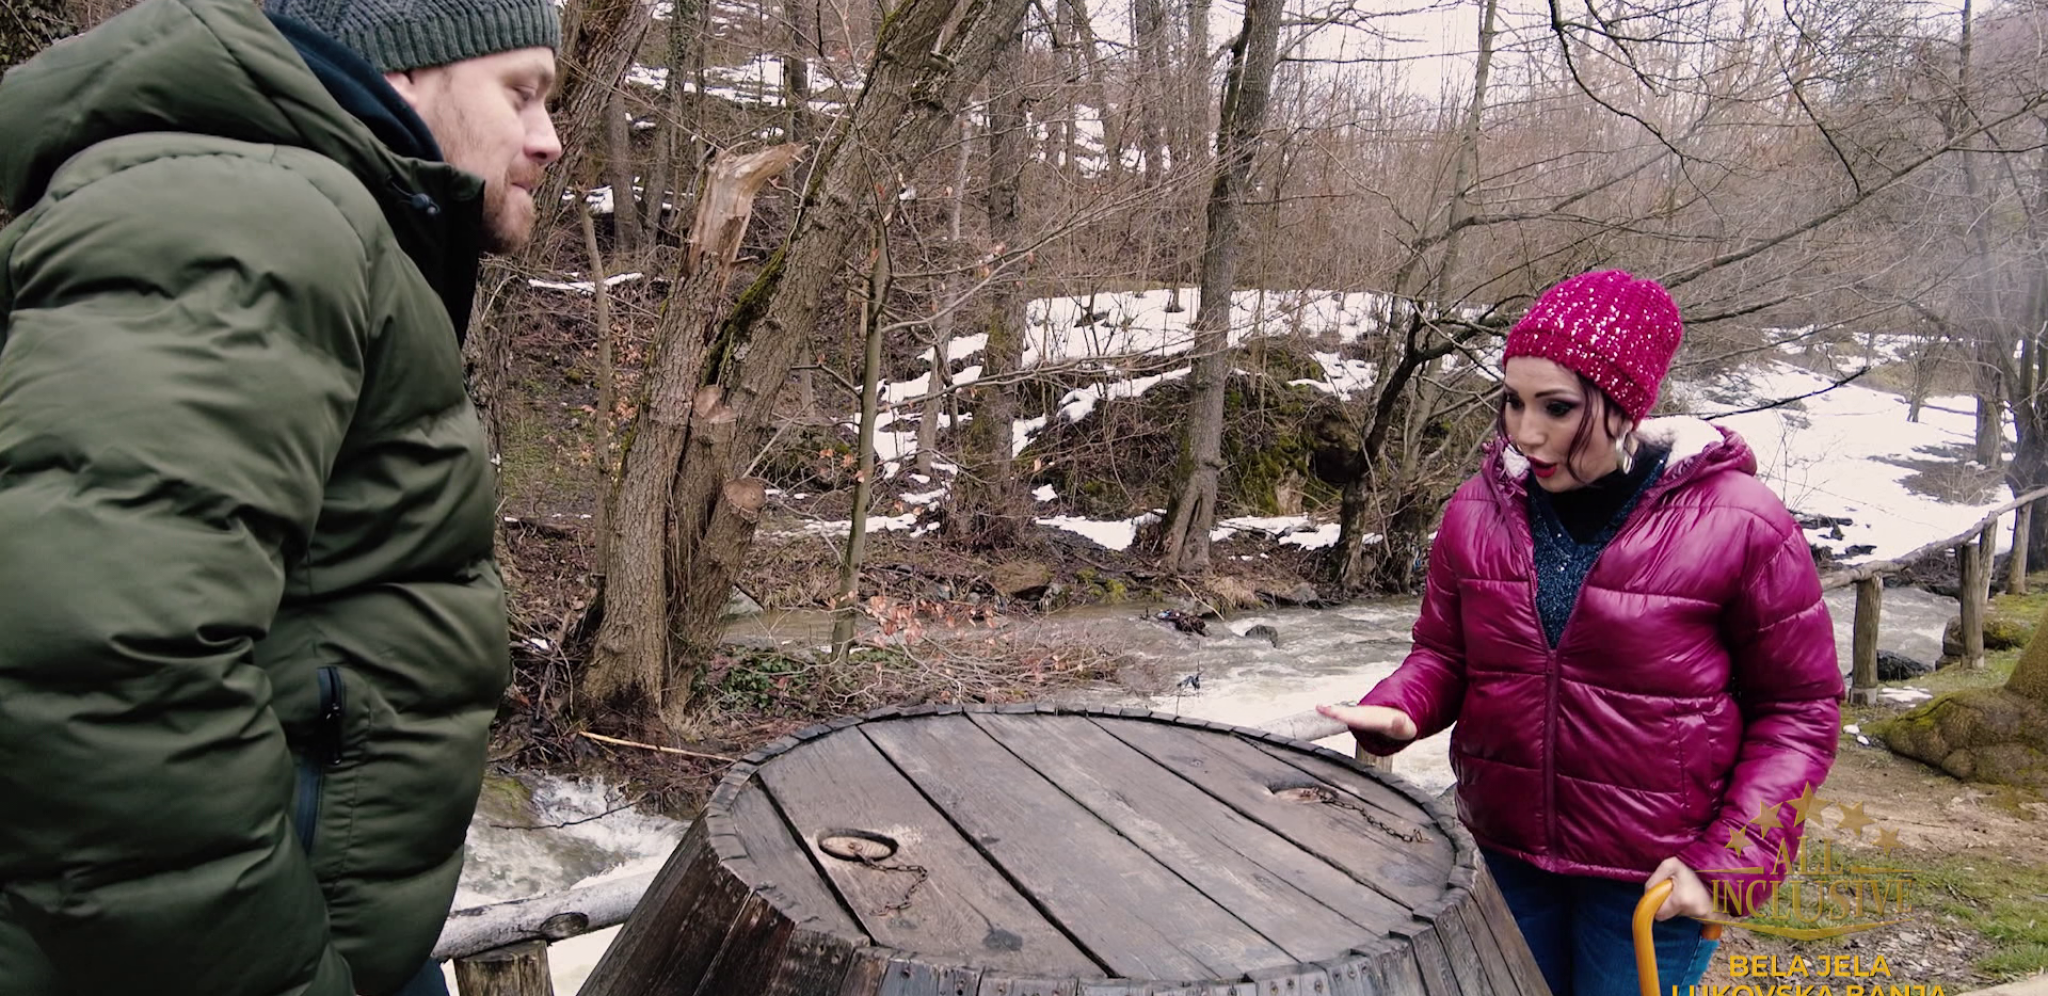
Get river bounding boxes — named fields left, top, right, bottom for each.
left=441, top=582, right=1958, bottom=992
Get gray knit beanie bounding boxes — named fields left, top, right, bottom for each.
left=266, top=0, right=561, bottom=74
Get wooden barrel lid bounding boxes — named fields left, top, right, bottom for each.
left=583, top=705, right=1548, bottom=996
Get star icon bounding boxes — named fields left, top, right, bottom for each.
left=1785, top=783, right=1828, bottom=827
left=1749, top=800, right=1784, bottom=833
left=1875, top=826, right=1902, bottom=857
left=1835, top=802, right=1875, bottom=839
left=1726, top=826, right=1752, bottom=854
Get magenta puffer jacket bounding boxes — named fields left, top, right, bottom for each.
left=1356, top=419, right=1841, bottom=909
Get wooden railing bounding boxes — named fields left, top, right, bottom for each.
left=1820, top=485, right=2048, bottom=704
left=434, top=491, right=2047, bottom=990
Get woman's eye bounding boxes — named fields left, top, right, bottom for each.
left=1546, top=401, right=1575, bottom=418
left=1504, top=397, right=1523, bottom=410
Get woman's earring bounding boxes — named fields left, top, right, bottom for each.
left=1615, top=433, right=1634, bottom=476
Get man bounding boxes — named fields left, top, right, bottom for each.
left=0, top=0, right=560, bottom=990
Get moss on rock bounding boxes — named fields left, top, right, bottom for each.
left=1872, top=688, right=2048, bottom=788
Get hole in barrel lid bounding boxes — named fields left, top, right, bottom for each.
left=818, top=829, right=899, bottom=862
left=1270, top=781, right=1339, bottom=804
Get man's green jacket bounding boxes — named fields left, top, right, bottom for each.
left=0, top=0, right=510, bottom=991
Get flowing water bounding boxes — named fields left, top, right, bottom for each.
left=445, top=583, right=1960, bottom=992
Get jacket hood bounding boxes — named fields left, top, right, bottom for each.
left=1485, top=415, right=1758, bottom=509
left=0, top=0, right=473, bottom=217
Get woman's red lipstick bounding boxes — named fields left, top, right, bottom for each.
left=1529, top=458, right=1558, bottom=479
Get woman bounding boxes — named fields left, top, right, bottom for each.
left=1320, top=270, right=1842, bottom=996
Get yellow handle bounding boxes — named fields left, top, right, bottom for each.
left=1634, top=880, right=1725, bottom=996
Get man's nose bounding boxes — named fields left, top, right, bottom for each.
left=531, top=115, right=564, bottom=166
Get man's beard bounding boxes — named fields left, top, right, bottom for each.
left=423, top=101, right=538, bottom=254
left=481, top=179, right=533, bottom=254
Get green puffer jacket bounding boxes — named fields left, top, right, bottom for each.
left=0, top=0, right=510, bottom=991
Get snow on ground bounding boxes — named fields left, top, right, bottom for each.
left=527, top=272, right=644, bottom=295
left=720, top=285, right=2021, bottom=565
left=1682, top=364, right=2017, bottom=565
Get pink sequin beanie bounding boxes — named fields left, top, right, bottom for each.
left=1503, top=269, right=1684, bottom=423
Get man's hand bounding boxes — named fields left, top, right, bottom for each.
left=1315, top=703, right=1417, bottom=741
left=1646, top=857, right=1715, bottom=920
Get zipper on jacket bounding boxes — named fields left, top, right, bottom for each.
left=293, top=666, right=346, bottom=853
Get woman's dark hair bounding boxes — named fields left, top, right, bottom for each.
left=1495, top=370, right=1631, bottom=486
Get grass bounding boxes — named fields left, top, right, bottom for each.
left=1917, top=853, right=2048, bottom=980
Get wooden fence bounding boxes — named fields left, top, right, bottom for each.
left=433, top=488, right=2048, bottom=990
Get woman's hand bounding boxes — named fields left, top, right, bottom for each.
left=1316, top=703, right=1417, bottom=741
left=1645, top=858, right=1715, bottom=921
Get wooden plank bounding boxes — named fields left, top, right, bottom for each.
left=1431, top=912, right=1492, bottom=996
left=1098, top=719, right=1451, bottom=908
left=762, top=929, right=863, bottom=996
left=972, top=713, right=1405, bottom=956
left=979, top=977, right=1079, bottom=996
left=1370, top=943, right=1431, bottom=996
left=1452, top=900, right=1522, bottom=996
left=757, top=727, right=1099, bottom=977
left=577, top=824, right=748, bottom=996
left=1246, top=963, right=1334, bottom=996
left=1241, top=740, right=1434, bottom=829
left=1405, top=928, right=1465, bottom=996
left=1316, top=955, right=1374, bottom=996
left=863, top=716, right=1291, bottom=981
left=729, top=781, right=865, bottom=934
left=689, top=890, right=796, bottom=996
left=1470, top=870, right=1548, bottom=996
left=1849, top=577, right=1881, bottom=706
left=837, top=949, right=894, bottom=996
left=877, top=958, right=983, bottom=996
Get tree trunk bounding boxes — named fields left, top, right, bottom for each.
left=1155, top=0, right=1287, bottom=574
left=580, top=146, right=801, bottom=731
left=783, top=0, right=813, bottom=144
left=654, top=0, right=1037, bottom=711
left=605, top=90, right=644, bottom=259
left=832, top=225, right=893, bottom=660
left=641, top=0, right=697, bottom=242
left=948, top=45, right=1030, bottom=549
left=580, top=200, right=617, bottom=567
left=1432, top=0, right=1499, bottom=300
left=917, top=120, right=973, bottom=478
left=1057, top=0, right=1122, bottom=181
left=538, top=0, right=654, bottom=230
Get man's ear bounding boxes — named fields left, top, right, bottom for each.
left=384, top=68, right=425, bottom=109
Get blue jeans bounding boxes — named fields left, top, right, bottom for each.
left=1484, top=848, right=1718, bottom=996
left=393, top=960, right=450, bottom=996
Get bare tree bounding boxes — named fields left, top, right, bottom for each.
left=949, top=32, right=1033, bottom=549
left=1155, top=0, right=1289, bottom=573
left=580, top=0, right=1037, bottom=733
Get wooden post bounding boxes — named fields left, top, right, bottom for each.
left=1354, top=743, right=1396, bottom=773
left=1960, top=542, right=1987, bottom=669
left=1850, top=576, right=1882, bottom=705
left=1980, top=517, right=1999, bottom=599
left=455, top=941, right=554, bottom=996
left=2012, top=502, right=2033, bottom=596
